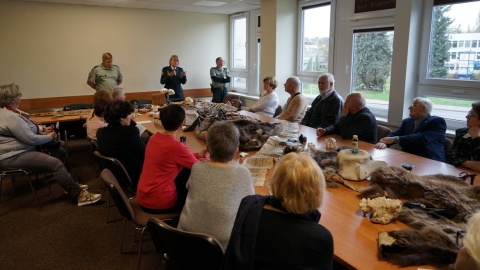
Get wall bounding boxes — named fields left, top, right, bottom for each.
left=0, top=1, right=229, bottom=100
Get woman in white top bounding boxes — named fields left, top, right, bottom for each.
left=249, top=77, right=279, bottom=117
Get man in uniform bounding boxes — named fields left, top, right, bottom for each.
left=87, top=52, right=123, bottom=91
left=210, top=57, right=231, bottom=103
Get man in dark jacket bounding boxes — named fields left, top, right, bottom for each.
left=317, top=93, right=377, bottom=144
left=301, top=73, right=343, bottom=128
left=375, top=97, right=446, bottom=162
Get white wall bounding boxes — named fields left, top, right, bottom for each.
left=0, top=1, right=229, bottom=99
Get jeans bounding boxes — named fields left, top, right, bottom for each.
left=211, top=86, right=228, bottom=103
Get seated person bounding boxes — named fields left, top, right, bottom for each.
left=136, top=104, right=207, bottom=213
left=447, top=101, right=480, bottom=172
left=275, top=76, right=308, bottom=123
left=455, top=211, right=480, bottom=270
left=0, top=83, right=101, bottom=206
left=112, top=87, right=126, bottom=101
left=97, top=100, right=145, bottom=189
left=301, top=73, right=344, bottom=128
left=178, top=122, right=254, bottom=249
left=375, top=97, right=447, bottom=162
left=222, top=152, right=333, bottom=269
left=317, top=93, right=377, bottom=144
left=86, top=90, right=112, bottom=140
left=248, top=76, right=279, bottom=117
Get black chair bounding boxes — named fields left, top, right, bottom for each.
left=377, top=125, right=392, bottom=142
left=99, top=169, right=180, bottom=270
left=59, top=103, right=93, bottom=140
left=0, top=168, right=51, bottom=209
left=444, top=137, right=453, bottom=156
left=273, top=104, right=283, bottom=117
left=222, top=93, right=242, bottom=110
left=147, top=217, right=224, bottom=270
left=130, top=99, right=152, bottom=109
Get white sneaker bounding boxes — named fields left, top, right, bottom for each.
left=77, top=190, right=102, bottom=206
left=79, top=183, right=89, bottom=190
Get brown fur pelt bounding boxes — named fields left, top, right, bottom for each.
left=362, top=166, right=480, bottom=268
left=307, top=146, right=351, bottom=188
left=194, top=117, right=281, bottom=151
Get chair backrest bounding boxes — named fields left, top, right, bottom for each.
left=147, top=217, right=224, bottom=270
left=93, top=151, right=133, bottom=189
left=100, top=169, right=135, bottom=221
left=130, top=99, right=152, bottom=108
left=445, top=137, right=453, bottom=155
left=222, top=94, right=242, bottom=109
left=377, top=125, right=392, bottom=142
left=273, top=105, right=283, bottom=117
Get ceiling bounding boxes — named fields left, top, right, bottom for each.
left=13, top=0, right=261, bottom=14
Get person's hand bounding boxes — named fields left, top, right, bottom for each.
left=375, top=142, right=387, bottom=149
left=167, top=70, right=175, bottom=77
left=181, top=71, right=187, bottom=77
left=248, top=108, right=254, bottom=113
left=379, top=137, right=395, bottom=145
left=47, top=131, right=56, bottom=140
left=468, top=126, right=480, bottom=138
left=316, top=128, right=326, bottom=137
left=198, top=148, right=209, bottom=159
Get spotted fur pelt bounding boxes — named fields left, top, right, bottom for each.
left=306, top=146, right=352, bottom=188
left=361, top=166, right=480, bottom=268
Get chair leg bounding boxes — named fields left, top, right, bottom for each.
left=137, top=227, right=146, bottom=270
left=121, top=218, right=127, bottom=254
left=26, top=175, right=42, bottom=209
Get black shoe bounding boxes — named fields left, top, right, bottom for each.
left=183, top=117, right=200, bottom=132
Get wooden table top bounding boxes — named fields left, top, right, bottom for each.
left=30, top=110, right=92, bottom=124
left=137, top=110, right=480, bottom=269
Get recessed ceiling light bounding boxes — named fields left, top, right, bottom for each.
left=194, top=1, right=227, bottom=7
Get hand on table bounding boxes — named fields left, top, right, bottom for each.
left=374, top=142, right=387, bottom=149
left=316, top=128, right=326, bottom=137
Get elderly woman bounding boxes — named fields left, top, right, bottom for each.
left=447, top=101, right=480, bottom=172
left=222, top=152, right=333, bottom=270
left=86, top=90, right=112, bottom=140
left=455, top=211, right=480, bottom=269
left=0, top=83, right=101, bottom=206
left=178, top=122, right=254, bottom=249
left=96, top=100, right=145, bottom=189
left=248, top=76, right=279, bottom=117
left=160, top=55, right=187, bottom=102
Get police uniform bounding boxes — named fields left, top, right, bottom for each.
left=87, top=64, right=123, bottom=91
left=210, top=67, right=231, bottom=103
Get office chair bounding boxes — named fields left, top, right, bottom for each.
left=0, top=168, right=51, bottom=209
left=273, top=105, right=283, bottom=117
left=376, top=125, right=392, bottom=142
left=99, top=169, right=179, bottom=270
left=147, top=217, right=224, bottom=270
left=222, top=93, right=242, bottom=110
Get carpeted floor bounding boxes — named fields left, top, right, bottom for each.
left=0, top=137, right=163, bottom=270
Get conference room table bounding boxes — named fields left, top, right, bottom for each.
left=136, top=109, right=478, bottom=270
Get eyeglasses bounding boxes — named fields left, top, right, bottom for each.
left=466, top=111, right=478, bottom=119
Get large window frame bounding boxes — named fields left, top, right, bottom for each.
left=297, top=0, right=335, bottom=101
left=418, top=0, right=480, bottom=130
left=230, top=13, right=249, bottom=94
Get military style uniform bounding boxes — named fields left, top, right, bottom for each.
left=210, top=67, right=230, bottom=103
left=88, top=64, right=123, bottom=91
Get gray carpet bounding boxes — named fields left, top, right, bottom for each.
left=0, top=138, right=163, bottom=270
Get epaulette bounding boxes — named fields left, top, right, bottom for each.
left=91, top=65, right=99, bottom=70
left=113, top=65, right=119, bottom=68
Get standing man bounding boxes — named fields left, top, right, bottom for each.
left=87, top=52, right=123, bottom=91
left=317, top=93, right=377, bottom=143
left=375, top=97, right=447, bottom=162
left=210, top=57, right=231, bottom=103
left=275, top=76, right=308, bottom=123
left=301, top=73, right=344, bottom=128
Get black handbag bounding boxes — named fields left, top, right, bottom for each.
left=36, top=138, right=61, bottom=151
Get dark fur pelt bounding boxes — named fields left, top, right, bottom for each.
left=362, top=166, right=480, bottom=268
left=307, top=146, right=351, bottom=188
left=194, top=117, right=281, bottom=151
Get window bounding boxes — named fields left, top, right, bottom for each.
left=451, top=52, right=457, bottom=59
left=230, top=14, right=248, bottom=94
left=419, top=0, right=480, bottom=130
left=352, top=28, right=394, bottom=121
left=297, top=0, right=333, bottom=98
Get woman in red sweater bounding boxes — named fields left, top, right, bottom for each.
left=136, top=104, right=207, bottom=213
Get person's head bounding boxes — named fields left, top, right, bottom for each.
left=160, top=104, right=185, bottom=131
left=269, top=152, right=326, bottom=215
left=103, top=100, right=134, bottom=126
left=112, top=88, right=126, bottom=101
left=263, top=77, right=278, bottom=92
left=93, top=90, right=113, bottom=118
left=318, top=73, right=335, bottom=95
left=455, top=211, right=480, bottom=270
left=206, top=122, right=239, bottom=163
left=409, top=97, right=432, bottom=119
left=284, top=76, right=301, bottom=95
left=169, top=55, right=179, bottom=67
left=0, top=83, right=22, bottom=108
left=102, top=52, right=113, bottom=69
left=344, top=93, right=366, bottom=115
left=216, top=57, right=225, bottom=69
left=466, top=101, right=480, bottom=128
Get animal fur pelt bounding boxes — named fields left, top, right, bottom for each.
left=194, top=117, right=281, bottom=151
left=361, top=166, right=480, bottom=268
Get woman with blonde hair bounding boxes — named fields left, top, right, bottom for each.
left=248, top=76, right=279, bottom=117
left=222, top=152, right=333, bottom=269
left=455, top=211, right=480, bottom=269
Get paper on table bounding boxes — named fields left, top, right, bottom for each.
left=136, top=120, right=152, bottom=124
left=136, top=124, right=148, bottom=135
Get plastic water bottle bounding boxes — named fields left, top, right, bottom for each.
left=352, top=135, right=359, bottom=154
